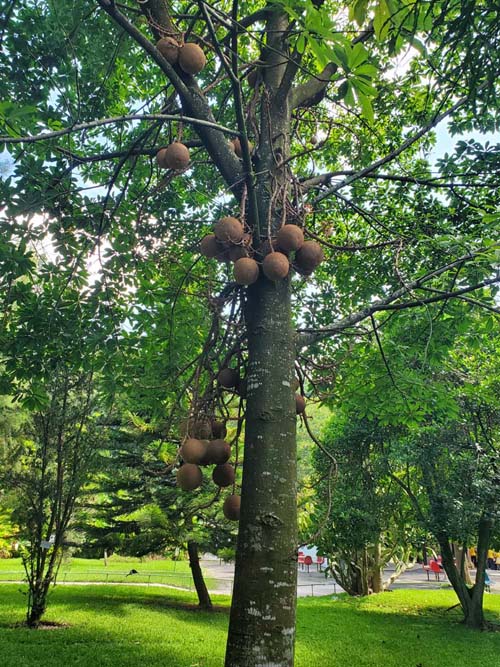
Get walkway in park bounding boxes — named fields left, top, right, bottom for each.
left=1, top=561, right=498, bottom=598
left=200, top=558, right=500, bottom=598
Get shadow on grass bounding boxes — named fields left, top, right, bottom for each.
left=0, top=586, right=228, bottom=667
left=296, top=592, right=500, bottom=667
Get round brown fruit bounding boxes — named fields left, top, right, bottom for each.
left=234, top=257, right=259, bottom=285
left=212, top=463, right=235, bottom=488
left=214, top=216, right=244, bottom=244
left=211, top=420, right=227, bottom=439
left=218, top=367, right=239, bottom=388
left=156, top=148, right=169, bottom=169
left=194, top=419, right=212, bottom=440
left=262, top=252, right=290, bottom=281
left=276, top=225, right=304, bottom=253
left=162, top=142, right=190, bottom=170
left=207, top=439, right=231, bottom=464
left=200, top=234, right=224, bottom=259
left=198, top=441, right=213, bottom=466
left=223, top=494, right=241, bottom=521
left=231, top=138, right=253, bottom=158
left=180, top=438, right=207, bottom=464
left=177, top=463, right=203, bottom=491
left=295, top=394, right=306, bottom=414
left=178, top=43, right=206, bottom=74
left=228, top=245, right=248, bottom=262
left=295, top=241, right=324, bottom=273
left=156, top=37, right=179, bottom=64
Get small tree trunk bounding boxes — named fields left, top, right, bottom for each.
left=26, top=579, right=49, bottom=628
left=187, top=540, right=212, bottom=610
left=371, top=541, right=383, bottom=594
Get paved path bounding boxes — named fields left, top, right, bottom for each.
left=2, top=562, right=498, bottom=599
left=200, top=559, right=500, bottom=597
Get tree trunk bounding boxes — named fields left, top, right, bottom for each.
left=465, top=517, right=492, bottom=630
left=225, top=277, right=297, bottom=667
left=187, top=540, right=213, bottom=610
left=371, top=541, right=383, bottom=593
left=27, top=586, right=46, bottom=628
left=438, top=525, right=491, bottom=630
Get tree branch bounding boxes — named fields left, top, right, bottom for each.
left=312, top=94, right=470, bottom=203
left=291, top=23, right=373, bottom=110
left=298, top=256, right=499, bottom=347
left=96, top=0, right=244, bottom=193
left=301, top=171, right=500, bottom=191
left=0, top=113, right=238, bottom=145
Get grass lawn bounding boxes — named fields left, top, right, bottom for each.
left=0, top=555, right=200, bottom=587
left=0, top=585, right=499, bottom=666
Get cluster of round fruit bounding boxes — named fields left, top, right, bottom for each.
left=176, top=416, right=240, bottom=521
left=156, top=38, right=206, bottom=74
left=200, top=219, right=324, bottom=285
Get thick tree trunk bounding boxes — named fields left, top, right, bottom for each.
left=187, top=540, right=213, bottom=610
left=225, top=277, right=297, bottom=667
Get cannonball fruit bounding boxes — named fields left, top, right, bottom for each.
left=223, top=494, right=241, bottom=521
left=231, top=138, right=253, bottom=158
left=200, top=234, right=224, bottom=259
left=177, top=463, right=203, bottom=491
left=211, top=420, right=227, bottom=439
left=234, top=257, right=259, bottom=285
left=228, top=245, right=248, bottom=262
left=214, top=216, right=244, bottom=244
left=178, top=43, right=206, bottom=74
left=212, top=463, right=235, bottom=488
left=295, top=394, right=306, bottom=414
left=198, top=441, right=213, bottom=466
left=295, top=241, right=324, bottom=273
left=180, top=438, right=207, bottom=464
left=276, top=225, right=304, bottom=252
left=156, top=148, right=169, bottom=168
left=262, top=252, right=290, bottom=281
left=218, top=367, right=239, bottom=388
left=156, top=37, right=180, bottom=64
left=194, top=419, right=212, bottom=440
left=162, top=142, right=190, bottom=170
left=206, top=439, right=231, bottom=464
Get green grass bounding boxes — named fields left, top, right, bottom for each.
left=0, top=556, right=202, bottom=588
left=0, top=585, right=499, bottom=666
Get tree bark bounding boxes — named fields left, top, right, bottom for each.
left=188, top=540, right=213, bottom=610
left=371, top=541, right=383, bottom=593
left=225, top=277, right=297, bottom=667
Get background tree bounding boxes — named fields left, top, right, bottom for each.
left=310, top=418, right=419, bottom=596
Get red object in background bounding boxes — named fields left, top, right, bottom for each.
left=304, top=555, right=313, bottom=572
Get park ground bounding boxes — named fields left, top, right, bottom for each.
left=0, top=585, right=499, bottom=667
left=1, top=558, right=500, bottom=667
left=1, top=557, right=499, bottom=666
